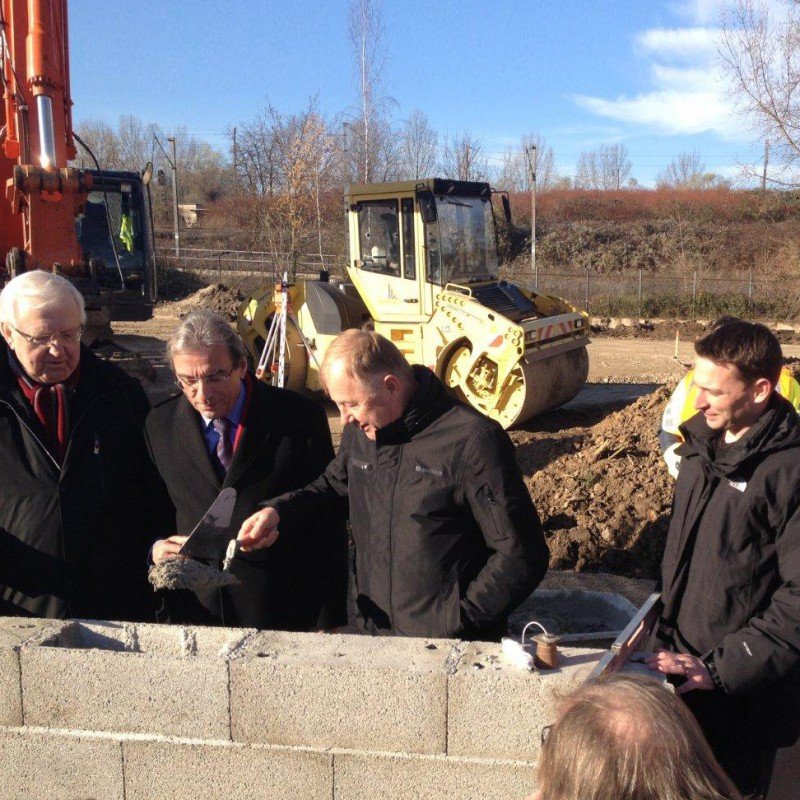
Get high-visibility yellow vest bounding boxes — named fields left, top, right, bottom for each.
left=119, top=214, right=134, bottom=252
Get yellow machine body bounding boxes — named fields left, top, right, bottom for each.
left=238, top=179, right=589, bottom=428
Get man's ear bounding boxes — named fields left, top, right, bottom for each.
left=383, top=374, right=401, bottom=394
left=0, top=322, right=14, bottom=349
left=752, top=377, right=773, bottom=405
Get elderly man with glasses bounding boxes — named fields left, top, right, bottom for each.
left=146, top=309, right=347, bottom=630
left=0, top=271, right=166, bottom=620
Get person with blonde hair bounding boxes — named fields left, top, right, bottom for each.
left=533, top=675, right=742, bottom=800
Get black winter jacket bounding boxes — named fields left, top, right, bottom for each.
left=145, top=378, right=348, bottom=630
left=658, top=394, right=800, bottom=695
left=0, top=341, right=165, bottom=620
left=271, top=366, right=548, bottom=639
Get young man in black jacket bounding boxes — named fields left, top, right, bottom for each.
left=238, top=329, right=548, bottom=640
left=647, top=320, right=800, bottom=799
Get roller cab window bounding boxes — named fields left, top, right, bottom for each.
left=425, top=195, right=497, bottom=285
left=356, top=200, right=401, bottom=277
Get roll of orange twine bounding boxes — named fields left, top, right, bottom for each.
left=521, top=621, right=561, bottom=670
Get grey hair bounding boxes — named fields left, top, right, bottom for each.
left=0, top=271, right=86, bottom=326
left=167, top=309, right=247, bottom=369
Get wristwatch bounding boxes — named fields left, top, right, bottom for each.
left=701, top=652, right=725, bottom=690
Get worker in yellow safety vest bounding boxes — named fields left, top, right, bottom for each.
left=660, top=363, right=800, bottom=478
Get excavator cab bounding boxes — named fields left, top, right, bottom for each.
left=75, top=170, right=156, bottom=321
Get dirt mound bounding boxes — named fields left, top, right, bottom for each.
left=522, top=386, right=673, bottom=580
left=158, top=284, right=244, bottom=321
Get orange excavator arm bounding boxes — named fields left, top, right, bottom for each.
left=1, top=0, right=90, bottom=275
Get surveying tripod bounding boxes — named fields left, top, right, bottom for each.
left=255, top=272, right=320, bottom=388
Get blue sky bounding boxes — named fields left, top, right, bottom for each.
left=68, top=0, right=764, bottom=187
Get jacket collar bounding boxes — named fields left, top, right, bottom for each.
left=375, top=366, right=455, bottom=445
left=223, top=377, right=276, bottom=487
left=679, top=393, right=800, bottom=477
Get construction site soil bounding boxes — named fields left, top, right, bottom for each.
left=158, top=283, right=245, bottom=321
left=113, top=289, right=800, bottom=601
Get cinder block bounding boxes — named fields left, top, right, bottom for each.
left=20, top=620, right=252, bottom=739
left=230, top=631, right=450, bottom=754
left=123, top=739, right=332, bottom=800
left=447, top=642, right=604, bottom=760
left=0, top=727, right=124, bottom=799
left=333, top=749, right=536, bottom=800
left=0, top=617, right=52, bottom=726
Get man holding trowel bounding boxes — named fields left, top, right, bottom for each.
left=146, top=309, right=347, bottom=630
left=237, top=329, right=548, bottom=640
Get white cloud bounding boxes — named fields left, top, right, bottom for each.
left=572, top=19, right=743, bottom=140
left=636, top=26, right=720, bottom=60
left=575, top=90, right=735, bottom=137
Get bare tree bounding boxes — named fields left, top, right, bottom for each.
left=657, top=151, right=722, bottom=188
left=719, top=0, right=800, bottom=184
left=398, top=109, right=438, bottom=179
left=73, top=119, right=119, bottom=168
left=575, top=143, right=632, bottom=189
left=497, top=132, right=558, bottom=192
left=348, top=0, right=393, bottom=183
left=440, top=131, right=488, bottom=181
left=234, top=110, right=280, bottom=196
left=74, top=115, right=158, bottom=172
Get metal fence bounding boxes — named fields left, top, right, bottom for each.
left=517, top=269, right=800, bottom=320
left=156, top=247, right=342, bottom=297
left=156, top=247, right=800, bottom=320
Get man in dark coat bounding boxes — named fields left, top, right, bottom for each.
left=0, top=271, right=161, bottom=621
left=146, top=309, right=347, bottom=630
left=238, top=329, right=548, bottom=640
left=647, top=320, right=800, bottom=799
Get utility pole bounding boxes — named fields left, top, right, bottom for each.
left=526, top=144, right=538, bottom=288
left=232, top=126, right=238, bottom=189
left=761, top=139, right=770, bottom=192
left=153, top=134, right=181, bottom=257
left=167, top=137, right=180, bottom=257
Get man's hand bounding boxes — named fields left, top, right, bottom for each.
left=152, top=535, right=189, bottom=564
left=645, top=650, right=714, bottom=694
left=237, top=506, right=281, bottom=552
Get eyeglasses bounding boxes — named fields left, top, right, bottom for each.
left=175, top=366, right=238, bottom=391
left=10, top=324, right=83, bottom=348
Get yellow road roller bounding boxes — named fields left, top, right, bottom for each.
left=238, top=178, right=589, bottom=429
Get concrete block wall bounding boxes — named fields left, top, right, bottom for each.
left=0, top=616, right=604, bottom=800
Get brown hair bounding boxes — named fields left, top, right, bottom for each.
left=319, top=329, right=413, bottom=390
left=695, top=320, right=782, bottom=386
left=536, top=675, right=741, bottom=800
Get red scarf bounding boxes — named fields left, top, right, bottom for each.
left=10, top=354, right=81, bottom=465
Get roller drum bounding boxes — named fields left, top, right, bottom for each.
left=487, top=345, right=588, bottom=429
